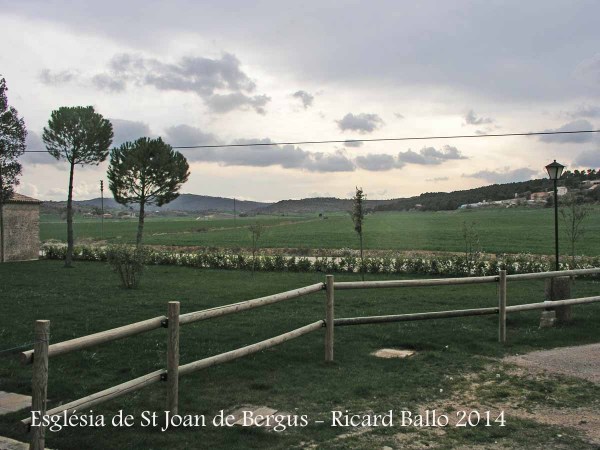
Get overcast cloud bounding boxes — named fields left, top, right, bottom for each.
left=292, top=90, right=314, bottom=109
left=573, top=149, right=600, bottom=167
left=564, top=104, right=600, bottom=119
left=337, top=113, right=384, bottom=134
left=539, top=119, right=595, bottom=143
left=110, top=119, right=153, bottom=147
left=355, top=154, right=404, bottom=171
left=464, top=110, right=494, bottom=126
left=397, top=146, right=467, bottom=165
left=4, top=1, right=600, bottom=200
left=462, top=168, right=539, bottom=184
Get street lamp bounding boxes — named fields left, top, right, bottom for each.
left=545, top=160, right=565, bottom=271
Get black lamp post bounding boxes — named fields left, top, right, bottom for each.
left=545, top=160, right=565, bottom=271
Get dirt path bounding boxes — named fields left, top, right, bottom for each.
left=504, top=343, right=600, bottom=384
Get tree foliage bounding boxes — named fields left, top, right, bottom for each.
left=462, top=220, right=481, bottom=275
left=107, top=137, right=190, bottom=246
left=248, top=222, right=264, bottom=276
left=351, top=186, right=366, bottom=280
left=0, top=76, right=27, bottom=202
left=43, top=106, right=113, bottom=267
left=560, top=193, right=591, bottom=267
left=43, top=106, right=113, bottom=165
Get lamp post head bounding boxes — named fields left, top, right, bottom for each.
left=545, top=160, right=565, bottom=180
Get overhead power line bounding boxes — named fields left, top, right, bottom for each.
left=21, top=129, right=600, bottom=152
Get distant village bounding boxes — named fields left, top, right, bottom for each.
left=457, top=179, right=600, bottom=210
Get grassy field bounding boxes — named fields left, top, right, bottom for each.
left=1, top=261, right=599, bottom=449
left=41, top=206, right=600, bottom=256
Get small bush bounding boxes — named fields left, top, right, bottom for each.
left=105, top=245, right=149, bottom=289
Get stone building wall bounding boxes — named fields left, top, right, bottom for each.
left=1, top=202, right=40, bottom=261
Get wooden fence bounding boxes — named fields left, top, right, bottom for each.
left=19, top=268, right=600, bottom=450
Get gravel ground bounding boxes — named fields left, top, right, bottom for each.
left=504, top=343, right=600, bottom=384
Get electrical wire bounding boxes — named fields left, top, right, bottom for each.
left=21, top=129, right=600, bottom=152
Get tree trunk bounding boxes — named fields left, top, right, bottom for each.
left=251, top=235, right=256, bottom=277
left=0, top=165, right=4, bottom=263
left=65, top=161, right=75, bottom=268
left=0, top=201, right=4, bottom=264
left=136, top=200, right=145, bottom=248
left=359, top=232, right=364, bottom=281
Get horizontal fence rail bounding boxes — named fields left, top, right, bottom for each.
left=179, top=283, right=324, bottom=325
left=21, top=321, right=325, bottom=425
left=505, top=267, right=600, bottom=281
left=20, top=316, right=167, bottom=365
left=334, top=267, right=600, bottom=290
left=179, top=320, right=324, bottom=376
left=334, top=275, right=498, bottom=290
left=334, top=307, right=499, bottom=326
left=20, top=283, right=325, bottom=364
left=505, top=295, right=600, bottom=313
left=21, top=369, right=165, bottom=426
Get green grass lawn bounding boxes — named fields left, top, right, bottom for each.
left=1, top=261, right=599, bottom=449
left=41, top=207, right=600, bottom=256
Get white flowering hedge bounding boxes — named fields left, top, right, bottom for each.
left=41, top=243, right=600, bottom=277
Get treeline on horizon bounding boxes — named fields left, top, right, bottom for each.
left=374, top=169, right=600, bottom=212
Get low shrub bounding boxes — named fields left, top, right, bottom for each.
left=105, top=245, right=149, bottom=289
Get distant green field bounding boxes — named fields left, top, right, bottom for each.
left=41, top=207, right=600, bottom=255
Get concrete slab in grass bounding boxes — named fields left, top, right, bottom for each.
left=0, top=392, right=31, bottom=415
left=371, top=348, right=416, bottom=359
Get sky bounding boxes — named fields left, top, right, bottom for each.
left=2, top=0, right=600, bottom=202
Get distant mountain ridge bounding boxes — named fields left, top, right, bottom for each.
left=40, top=169, right=599, bottom=215
left=251, top=197, right=397, bottom=214
left=43, top=194, right=271, bottom=213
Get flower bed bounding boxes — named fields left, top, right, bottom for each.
left=41, top=243, right=600, bottom=277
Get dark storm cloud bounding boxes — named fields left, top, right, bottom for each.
left=92, top=74, right=126, bottom=92
left=337, top=113, right=384, bottom=134
left=564, top=104, right=600, bottom=119
left=39, top=69, right=78, bottom=85
left=110, top=119, right=152, bottom=146
left=172, top=132, right=354, bottom=172
left=397, top=146, right=467, bottom=165
left=573, top=149, right=600, bottom=167
left=539, top=119, right=594, bottom=143
left=20, top=131, right=58, bottom=166
left=103, top=52, right=256, bottom=95
left=462, top=167, right=538, bottom=184
left=8, top=2, right=600, bottom=103
left=204, top=93, right=270, bottom=114
left=355, top=154, right=404, bottom=171
left=83, top=52, right=271, bottom=113
left=464, top=109, right=494, bottom=125
left=574, top=52, right=600, bottom=86
left=164, top=124, right=219, bottom=148
left=303, top=151, right=355, bottom=172
left=292, top=90, right=314, bottom=108
left=343, top=140, right=363, bottom=148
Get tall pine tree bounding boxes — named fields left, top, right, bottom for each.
left=107, top=137, right=190, bottom=246
left=0, top=76, right=27, bottom=262
left=43, top=106, right=113, bottom=267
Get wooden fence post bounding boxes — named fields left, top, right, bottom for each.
left=498, top=270, right=507, bottom=343
left=325, top=275, right=334, bottom=362
left=31, top=320, right=49, bottom=450
left=167, top=302, right=180, bottom=416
